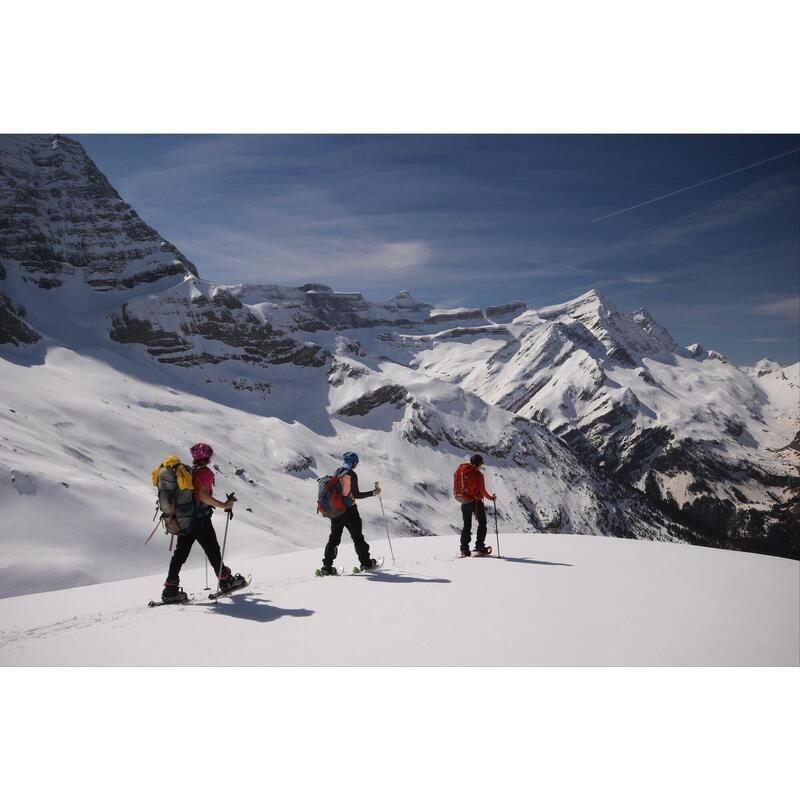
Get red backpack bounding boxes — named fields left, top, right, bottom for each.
left=317, top=472, right=348, bottom=518
left=453, top=463, right=480, bottom=504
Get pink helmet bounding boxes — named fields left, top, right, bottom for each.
left=190, top=442, right=213, bottom=461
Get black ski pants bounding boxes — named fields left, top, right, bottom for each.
left=166, top=515, right=225, bottom=584
left=324, top=505, right=371, bottom=567
left=460, top=500, right=487, bottom=552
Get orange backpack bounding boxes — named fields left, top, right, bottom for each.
left=316, top=470, right=349, bottom=518
left=453, top=463, right=480, bottom=504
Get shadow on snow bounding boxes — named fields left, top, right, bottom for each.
left=361, top=571, right=451, bottom=584
left=205, top=592, right=314, bottom=623
left=499, top=556, right=573, bottom=567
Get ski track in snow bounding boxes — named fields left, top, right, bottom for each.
left=0, top=550, right=481, bottom=649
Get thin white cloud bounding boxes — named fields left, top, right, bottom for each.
left=360, top=241, right=431, bottom=270
left=752, top=295, right=800, bottom=319
left=625, top=273, right=662, bottom=284
left=180, top=224, right=431, bottom=288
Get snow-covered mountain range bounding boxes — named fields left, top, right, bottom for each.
left=1, top=134, right=797, bottom=598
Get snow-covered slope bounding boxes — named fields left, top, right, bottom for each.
left=0, top=338, right=687, bottom=598
left=744, top=359, right=800, bottom=450
left=1, top=535, right=797, bottom=666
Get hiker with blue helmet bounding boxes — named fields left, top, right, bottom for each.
left=318, top=451, right=380, bottom=575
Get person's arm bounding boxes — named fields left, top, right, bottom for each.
left=350, top=472, right=376, bottom=500
left=195, top=471, right=234, bottom=509
left=197, top=486, right=235, bottom=510
left=478, top=473, right=495, bottom=501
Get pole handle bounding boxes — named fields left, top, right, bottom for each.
left=226, top=492, right=237, bottom=518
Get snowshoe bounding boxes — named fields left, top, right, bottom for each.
left=471, top=545, right=493, bottom=557
left=161, top=584, right=189, bottom=603
left=209, top=573, right=252, bottom=600
left=352, top=557, right=384, bottom=574
left=219, top=572, right=248, bottom=592
left=150, top=585, right=192, bottom=607
left=458, top=550, right=471, bottom=558
left=148, top=594, right=194, bottom=607
left=315, top=565, right=341, bottom=577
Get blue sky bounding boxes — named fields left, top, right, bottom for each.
left=75, top=134, right=799, bottom=365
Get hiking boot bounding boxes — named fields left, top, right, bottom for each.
left=318, top=565, right=338, bottom=576
left=459, top=549, right=471, bottom=558
left=359, top=558, right=379, bottom=571
left=219, top=572, right=247, bottom=593
left=161, top=583, right=188, bottom=603
left=472, top=546, right=491, bottom=557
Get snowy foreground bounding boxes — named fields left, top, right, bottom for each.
left=1, top=535, right=797, bottom=666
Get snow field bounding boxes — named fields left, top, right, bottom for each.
left=1, top=535, right=796, bottom=666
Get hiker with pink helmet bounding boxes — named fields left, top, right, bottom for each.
left=160, top=442, right=247, bottom=603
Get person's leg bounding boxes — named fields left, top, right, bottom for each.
left=323, top=515, right=345, bottom=567
left=166, top=531, right=196, bottom=585
left=475, top=502, right=488, bottom=550
left=460, top=502, right=474, bottom=553
left=195, top=516, right=225, bottom=577
left=344, top=507, right=371, bottom=566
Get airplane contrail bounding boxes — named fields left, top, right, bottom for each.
left=591, top=146, right=800, bottom=223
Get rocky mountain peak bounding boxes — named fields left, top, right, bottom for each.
left=0, top=134, right=197, bottom=293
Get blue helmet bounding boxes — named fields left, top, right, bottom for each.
left=342, top=451, right=359, bottom=469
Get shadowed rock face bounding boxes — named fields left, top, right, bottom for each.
left=336, top=384, right=407, bottom=416
left=0, top=290, right=40, bottom=345
left=0, top=134, right=197, bottom=291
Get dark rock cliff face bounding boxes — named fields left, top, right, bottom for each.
left=0, top=134, right=197, bottom=292
left=0, top=289, right=40, bottom=345
left=336, top=384, right=407, bottom=416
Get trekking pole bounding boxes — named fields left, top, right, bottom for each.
left=214, top=493, right=237, bottom=603
left=204, top=557, right=210, bottom=591
left=493, top=498, right=501, bottom=558
left=375, top=482, right=395, bottom=563
left=144, top=505, right=161, bottom=545
left=143, top=519, right=160, bottom=545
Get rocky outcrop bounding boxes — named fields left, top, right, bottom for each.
left=110, top=287, right=327, bottom=369
left=336, top=384, right=407, bottom=416
left=0, top=290, right=40, bottom=345
left=486, top=300, right=527, bottom=318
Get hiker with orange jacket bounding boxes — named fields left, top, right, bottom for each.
left=454, top=453, right=496, bottom=557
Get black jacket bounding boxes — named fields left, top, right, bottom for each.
left=337, top=467, right=375, bottom=500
